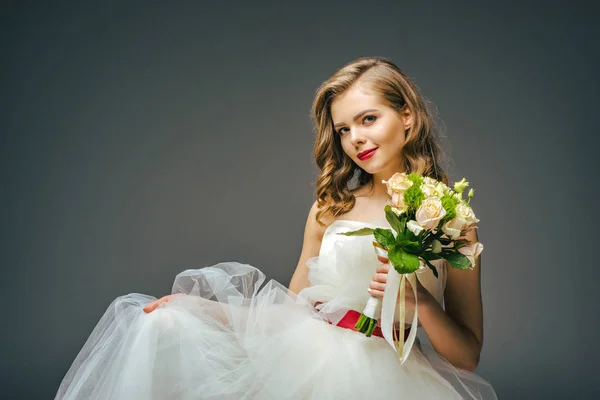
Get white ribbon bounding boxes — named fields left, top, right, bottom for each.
left=380, top=264, right=421, bottom=365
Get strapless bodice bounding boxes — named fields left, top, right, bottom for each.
left=298, top=218, right=447, bottom=325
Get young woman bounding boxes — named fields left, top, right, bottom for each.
left=56, top=57, right=497, bottom=399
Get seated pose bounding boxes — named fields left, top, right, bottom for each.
left=55, top=56, right=498, bottom=400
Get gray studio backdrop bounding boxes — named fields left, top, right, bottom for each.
left=2, top=1, right=598, bottom=399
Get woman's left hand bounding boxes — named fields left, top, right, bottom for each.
left=368, top=255, right=434, bottom=311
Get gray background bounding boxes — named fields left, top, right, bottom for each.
left=2, top=1, right=598, bottom=399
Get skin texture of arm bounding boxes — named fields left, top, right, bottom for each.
left=369, top=227, right=484, bottom=371
left=416, top=227, right=484, bottom=371
left=288, top=200, right=326, bottom=296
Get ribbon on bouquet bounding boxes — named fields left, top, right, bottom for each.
left=380, top=266, right=420, bottom=365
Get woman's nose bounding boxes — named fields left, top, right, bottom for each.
left=348, top=127, right=365, bottom=146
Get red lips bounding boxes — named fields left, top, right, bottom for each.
left=357, top=148, right=377, bottom=160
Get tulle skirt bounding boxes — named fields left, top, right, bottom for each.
left=55, top=262, right=497, bottom=399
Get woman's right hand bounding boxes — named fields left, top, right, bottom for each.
left=143, top=293, right=186, bottom=313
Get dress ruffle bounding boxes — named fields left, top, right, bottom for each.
left=56, top=261, right=497, bottom=399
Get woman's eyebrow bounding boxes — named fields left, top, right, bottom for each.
left=333, top=109, right=379, bottom=128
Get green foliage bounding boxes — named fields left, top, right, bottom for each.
left=337, top=228, right=374, bottom=236
left=404, top=185, right=425, bottom=214
left=421, top=252, right=442, bottom=261
left=355, top=314, right=378, bottom=336
left=373, top=228, right=395, bottom=248
left=407, top=173, right=424, bottom=185
left=396, top=238, right=420, bottom=253
left=440, top=194, right=458, bottom=222
left=420, top=257, right=439, bottom=278
left=388, top=244, right=420, bottom=274
left=387, top=244, right=404, bottom=270
left=453, top=239, right=471, bottom=249
left=445, top=252, right=472, bottom=270
left=400, top=250, right=420, bottom=271
left=384, top=205, right=404, bottom=235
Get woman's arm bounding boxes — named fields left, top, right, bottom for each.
left=416, top=228, right=484, bottom=371
left=288, top=200, right=326, bottom=295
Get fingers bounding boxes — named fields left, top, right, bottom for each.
left=143, top=300, right=159, bottom=313
left=143, top=296, right=167, bottom=313
left=368, top=287, right=384, bottom=298
left=369, top=280, right=386, bottom=292
left=143, top=293, right=186, bottom=313
left=373, top=272, right=388, bottom=283
left=376, top=255, right=389, bottom=263
left=369, top=272, right=419, bottom=300
left=375, top=264, right=389, bottom=274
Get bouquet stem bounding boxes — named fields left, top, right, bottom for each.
left=355, top=295, right=381, bottom=337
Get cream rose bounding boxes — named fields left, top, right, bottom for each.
left=421, top=182, right=436, bottom=197
left=415, top=196, right=446, bottom=230
left=390, top=191, right=407, bottom=210
left=383, top=172, right=413, bottom=196
left=455, top=203, right=480, bottom=226
left=390, top=206, right=406, bottom=216
left=457, top=242, right=484, bottom=269
left=407, top=220, right=424, bottom=235
left=441, top=217, right=468, bottom=239
left=435, top=182, right=449, bottom=197
left=421, top=177, right=445, bottom=198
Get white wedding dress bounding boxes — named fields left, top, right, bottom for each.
left=55, top=218, right=498, bottom=399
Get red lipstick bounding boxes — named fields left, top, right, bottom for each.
left=358, top=148, right=377, bottom=160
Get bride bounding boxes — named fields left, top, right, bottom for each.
left=55, top=56, right=498, bottom=399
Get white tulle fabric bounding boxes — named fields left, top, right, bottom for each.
left=55, top=218, right=498, bottom=400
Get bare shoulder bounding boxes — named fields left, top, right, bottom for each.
left=288, top=200, right=332, bottom=295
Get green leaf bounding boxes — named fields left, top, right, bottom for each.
left=396, top=239, right=420, bottom=253
left=445, top=252, right=472, bottom=270
left=395, top=229, right=406, bottom=241
left=421, top=252, right=443, bottom=261
left=405, top=228, right=418, bottom=242
left=336, top=228, right=374, bottom=236
left=453, top=239, right=471, bottom=249
left=401, top=250, right=420, bottom=272
left=373, top=228, right=395, bottom=248
left=384, top=205, right=404, bottom=235
left=387, top=244, right=409, bottom=273
left=438, top=237, right=453, bottom=245
left=422, top=258, right=439, bottom=278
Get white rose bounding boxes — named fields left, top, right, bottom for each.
left=407, top=220, right=424, bottom=235
left=455, top=203, right=480, bottom=226
left=421, top=177, right=445, bottom=198
left=421, top=182, right=437, bottom=197
left=458, top=242, right=484, bottom=269
left=383, top=172, right=413, bottom=196
left=390, top=206, right=405, bottom=216
left=415, top=196, right=446, bottom=230
left=422, top=177, right=437, bottom=186
left=390, top=191, right=407, bottom=210
left=435, top=182, right=449, bottom=197
left=441, top=217, right=468, bottom=239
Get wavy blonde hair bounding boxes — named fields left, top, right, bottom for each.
left=311, top=56, right=450, bottom=226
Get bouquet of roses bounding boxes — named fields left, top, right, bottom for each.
left=338, top=172, right=483, bottom=362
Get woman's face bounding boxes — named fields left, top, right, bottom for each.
left=330, top=83, right=412, bottom=180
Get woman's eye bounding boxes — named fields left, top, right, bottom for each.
left=337, top=116, right=375, bottom=135
left=364, top=115, right=376, bottom=123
